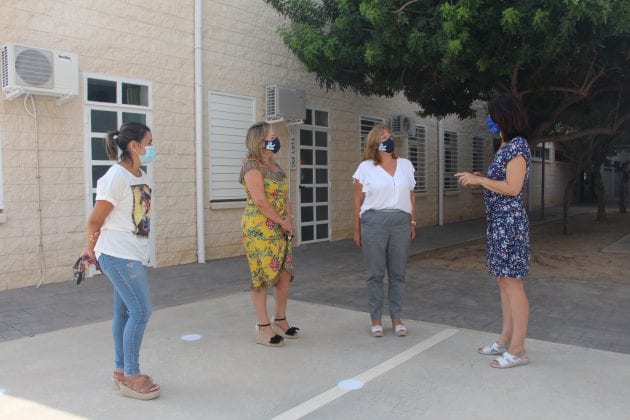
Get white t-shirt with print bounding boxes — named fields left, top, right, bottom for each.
left=352, top=158, right=415, bottom=216
left=94, top=164, right=152, bottom=264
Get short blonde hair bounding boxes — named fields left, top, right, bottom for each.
left=245, top=121, right=270, bottom=162
left=362, top=124, right=397, bottom=164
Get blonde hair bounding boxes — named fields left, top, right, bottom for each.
left=362, top=124, right=397, bottom=164
left=245, top=121, right=271, bottom=163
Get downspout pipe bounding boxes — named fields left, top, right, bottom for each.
left=194, top=0, right=206, bottom=263
left=437, top=118, right=444, bottom=226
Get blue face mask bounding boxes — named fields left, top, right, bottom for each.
left=140, top=146, right=156, bottom=164
left=377, top=137, right=395, bottom=153
left=487, top=115, right=500, bottom=135
left=264, top=137, right=281, bottom=153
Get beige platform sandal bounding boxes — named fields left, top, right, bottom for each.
left=119, top=374, right=160, bottom=400
left=256, top=323, right=285, bottom=347
left=271, top=317, right=300, bottom=339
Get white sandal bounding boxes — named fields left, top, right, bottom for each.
left=370, top=324, right=384, bottom=337
left=393, top=323, right=407, bottom=337
left=478, top=342, right=508, bottom=355
left=491, top=351, right=529, bottom=369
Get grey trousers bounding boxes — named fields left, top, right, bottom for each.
left=360, top=210, right=411, bottom=321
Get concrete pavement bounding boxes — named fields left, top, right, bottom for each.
left=1, top=204, right=630, bottom=419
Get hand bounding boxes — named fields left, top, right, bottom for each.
left=353, top=231, right=361, bottom=248
left=81, top=247, right=97, bottom=265
left=410, top=225, right=416, bottom=240
left=280, top=217, right=293, bottom=234
left=454, top=172, right=483, bottom=188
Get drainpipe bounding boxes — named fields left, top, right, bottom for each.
left=194, top=0, right=206, bottom=263
left=540, top=142, right=545, bottom=219
left=437, top=118, right=444, bottom=226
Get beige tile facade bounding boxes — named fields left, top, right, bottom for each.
left=0, top=0, right=569, bottom=290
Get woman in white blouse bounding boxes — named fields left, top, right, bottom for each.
left=352, top=125, right=416, bottom=337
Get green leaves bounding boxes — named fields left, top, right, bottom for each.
left=265, top=0, right=630, bottom=143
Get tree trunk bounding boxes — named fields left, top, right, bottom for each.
left=563, top=179, right=575, bottom=234
left=593, top=169, right=607, bottom=221
left=620, top=172, right=628, bottom=214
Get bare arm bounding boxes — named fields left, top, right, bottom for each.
left=353, top=180, right=365, bottom=247
left=410, top=190, right=416, bottom=239
left=455, top=155, right=526, bottom=197
left=244, top=169, right=292, bottom=232
left=83, top=200, right=114, bottom=259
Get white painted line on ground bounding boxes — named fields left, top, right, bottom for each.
left=272, top=328, right=458, bottom=420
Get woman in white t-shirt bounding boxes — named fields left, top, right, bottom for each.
left=353, top=125, right=416, bottom=337
left=82, top=122, right=160, bottom=400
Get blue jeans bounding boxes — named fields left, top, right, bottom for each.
left=360, top=210, right=411, bottom=321
left=98, top=254, right=153, bottom=376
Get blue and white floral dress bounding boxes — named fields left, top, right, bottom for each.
left=484, top=136, right=531, bottom=279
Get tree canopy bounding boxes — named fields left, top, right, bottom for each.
left=265, top=0, right=630, bottom=145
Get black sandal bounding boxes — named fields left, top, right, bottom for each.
left=273, top=317, right=300, bottom=339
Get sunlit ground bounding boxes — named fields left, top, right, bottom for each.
left=0, top=392, right=86, bottom=420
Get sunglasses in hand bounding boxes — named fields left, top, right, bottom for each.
left=72, top=256, right=101, bottom=285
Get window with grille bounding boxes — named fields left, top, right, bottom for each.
left=0, top=127, right=4, bottom=217
left=359, top=116, right=384, bottom=153
left=408, top=125, right=427, bottom=193
left=472, top=136, right=486, bottom=174
left=443, top=130, right=459, bottom=191
left=533, top=143, right=551, bottom=161
left=85, top=75, right=153, bottom=264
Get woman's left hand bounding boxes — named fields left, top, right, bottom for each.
left=410, top=225, right=416, bottom=240
left=454, top=172, right=483, bottom=187
left=280, top=215, right=294, bottom=236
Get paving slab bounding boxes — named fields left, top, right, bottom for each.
left=1, top=293, right=629, bottom=420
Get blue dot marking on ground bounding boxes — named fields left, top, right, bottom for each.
left=181, top=334, right=202, bottom=341
left=337, top=379, right=364, bottom=391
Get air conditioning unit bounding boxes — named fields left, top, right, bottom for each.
left=265, top=85, right=306, bottom=121
left=1, top=43, right=79, bottom=103
left=391, top=114, right=415, bottom=136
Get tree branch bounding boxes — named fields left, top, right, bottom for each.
left=537, top=128, right=616, bottom=143
left=536, top=112, right=630, bottom=144
left=614, top=112, right=630, bottom=131
left=393, top=0, right=421, bottom=13
left=510, top=62, right=520, bottom=96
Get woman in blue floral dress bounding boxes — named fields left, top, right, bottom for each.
left=455, top=95, right=531, bottom=369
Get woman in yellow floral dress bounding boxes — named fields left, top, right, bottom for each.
left=240, top=122, right=298, bottom=347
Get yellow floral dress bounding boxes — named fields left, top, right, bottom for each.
left=240, top=159, right=294, bottom=290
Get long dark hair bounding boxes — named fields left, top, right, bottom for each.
left=488, top=95, right=530, bottom=142
left=105, top=122, right=151, bottom=161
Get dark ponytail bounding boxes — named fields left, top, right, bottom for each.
left=105, top=122, right=151, bottom=161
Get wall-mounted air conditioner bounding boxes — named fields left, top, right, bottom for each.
left=391, top=114, right=415, bottom=136
left=1, top=43, right=79, bottom=103
left=265, top=85, right=306, bottom=122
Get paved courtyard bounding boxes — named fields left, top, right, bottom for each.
left=1, top=206, right=629, bottom=419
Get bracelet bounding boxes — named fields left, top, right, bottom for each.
left=410, top=221, right=417, bottom=225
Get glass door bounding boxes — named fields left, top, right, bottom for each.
left=298, top=109, right=330, bottom=243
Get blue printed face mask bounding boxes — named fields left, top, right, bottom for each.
left=487, top=115, right=501, bottom=135
left=140, top=146, right=156, bottom=164
left=264, top=137, right=281, bottom=153
left=377, top=137, right=395, bottom=153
